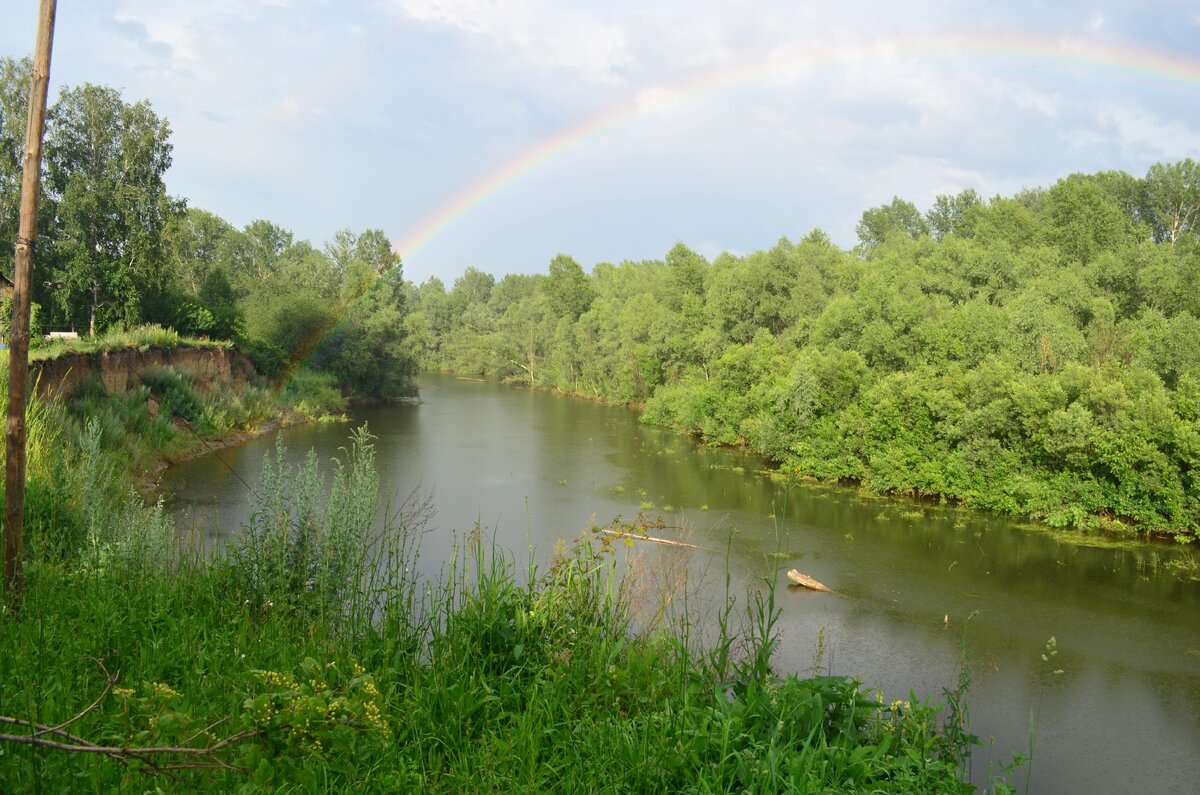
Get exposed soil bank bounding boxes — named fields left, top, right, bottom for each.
left=32, top=346, right=256, bottom=399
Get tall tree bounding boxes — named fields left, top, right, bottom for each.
left=0, top=57, right=33, bottom=260
left=325, top=228, right=398, bottom=303
left=163, top=207, right=235, bottom=294
left=313, top=265, right=417, bottom=398
left=547, top=253, right=593, bottom=320
left=926, top=189, right=984, bottom=241
left=856, top=197, right=929, bottom=254
left=1044, top=174, right=1136, bottom=264
left=664, top=242, right=707, bottom=309
left=1141, top=159, right=1200, bottom=243
left=44, top=83, right=178, bottom=333
left=353, top=228, right=399, bottom=274
left=450, top=266, right=495, bottom=310
left=224, top=219, right=294, bottom=287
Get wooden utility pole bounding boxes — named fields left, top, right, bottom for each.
left=4, top=0, right=57, bottom=608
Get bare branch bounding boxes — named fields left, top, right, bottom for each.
left=38, top=658, right=118, bottom=737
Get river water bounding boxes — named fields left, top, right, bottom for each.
left=162, top=373, right=1200, bottom=794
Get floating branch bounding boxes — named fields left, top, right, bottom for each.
left=787, top=569, right=831, bottom=592
left=599, top=528, right=699, bottom=549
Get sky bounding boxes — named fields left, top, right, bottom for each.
left=2, top=1, right=1199, bottom=285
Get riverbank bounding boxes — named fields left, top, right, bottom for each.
left=2, top=374, right=991, bottom=792
left=136, top=409, right=330, bottom=494
left=438, top=369, right=1194, bottom=548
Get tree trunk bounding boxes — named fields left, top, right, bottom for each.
left=4, top=0, right=57, bottom=609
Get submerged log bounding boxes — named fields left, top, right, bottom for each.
left=786, top=569, right=831, bottom=592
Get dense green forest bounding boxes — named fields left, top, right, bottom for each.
left=408, top=163, right=1200, bottom=542
left=0, top=56, right=415, bottom=399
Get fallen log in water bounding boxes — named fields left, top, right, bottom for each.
left=786, top=569, right=831, bottom=592
left=598, top=528, right=698, bottom=549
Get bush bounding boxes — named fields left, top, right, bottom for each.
left=141, top=367, right=206, bottom=428
left=279, top=369, right=346, bottom=418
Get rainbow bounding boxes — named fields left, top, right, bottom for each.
left=392, top=29, right=1200, bottom=268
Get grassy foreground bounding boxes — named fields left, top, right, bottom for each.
left=0, top=369, right=1004, bottom=792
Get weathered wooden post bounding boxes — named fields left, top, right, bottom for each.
left=4, top=0, right=57, bottom=609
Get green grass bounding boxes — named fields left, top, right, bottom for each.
left=279, top=368, right=347, bottom=419
left=29, top=324, right=229, bottom=361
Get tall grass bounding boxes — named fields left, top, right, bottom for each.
left=0, top=418, right=995, bottom=791
left=231, top=426, right=385, bottom=627
left=278, top=368, right=347, bottom=418
left=29, top=324, right=228, bottom=360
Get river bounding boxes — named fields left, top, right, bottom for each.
left=162, top=373, right=1200, bottom=794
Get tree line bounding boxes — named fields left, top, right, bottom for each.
left=0, top=56, right=415, bottom=398
left=407, top=161, right=1200, bottom=541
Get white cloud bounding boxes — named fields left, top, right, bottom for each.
left=633, top=86, right=687, bottom=115
left=390, top=0, right=635, bottom=83
left=113, top=0, right=290, bottom=72
left=271, top=95, right=325, bottom=126
left=1096, top=105, right=1200, bottom=158
left=993, top=80, right=1064, bottom=120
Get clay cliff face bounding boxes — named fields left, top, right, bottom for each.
left=31, top=347, right=256, bottom=399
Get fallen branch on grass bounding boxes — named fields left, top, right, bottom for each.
left=0, top=659, right=257, bottom=775
left=0, top=719, right=258, bottom=773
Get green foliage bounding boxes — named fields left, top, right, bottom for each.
left=1044, top=173, right=1139, bottom=263
left=28, top=323, right=225, bottom=360
left=240, top=658, right=391, bottom=771
left=547, top=253, right=594, bottom=320
left=143, top=268, right=244, bottom=341
left=279, top=369, right=347, bottom=418
left=43, top=83, right=180, bottom=333
left=412, top=163, right=1200, bottom=541
left=140, top=366, right=205, bottom=427
left=857, top=196, right=931, bottom=252
left=251, top=293, right=336, bottom=365
left=927, top=189, right=985, bottom=240
left=310, top=268, right=418, bottom=399
left=0, top=57, right=33, bottom=250
left=230, top=428, right=377, bottom=621
left=0, top=60, right=415, bottom=396
left=1141, top=158, right=1200, bottom=243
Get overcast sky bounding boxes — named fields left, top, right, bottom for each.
left=3, top=1, right=1199, bottom=284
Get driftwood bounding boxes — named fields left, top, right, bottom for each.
left=598, top=528, right=698, bottom=549
left=786, top=569, right=831, bottom=592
